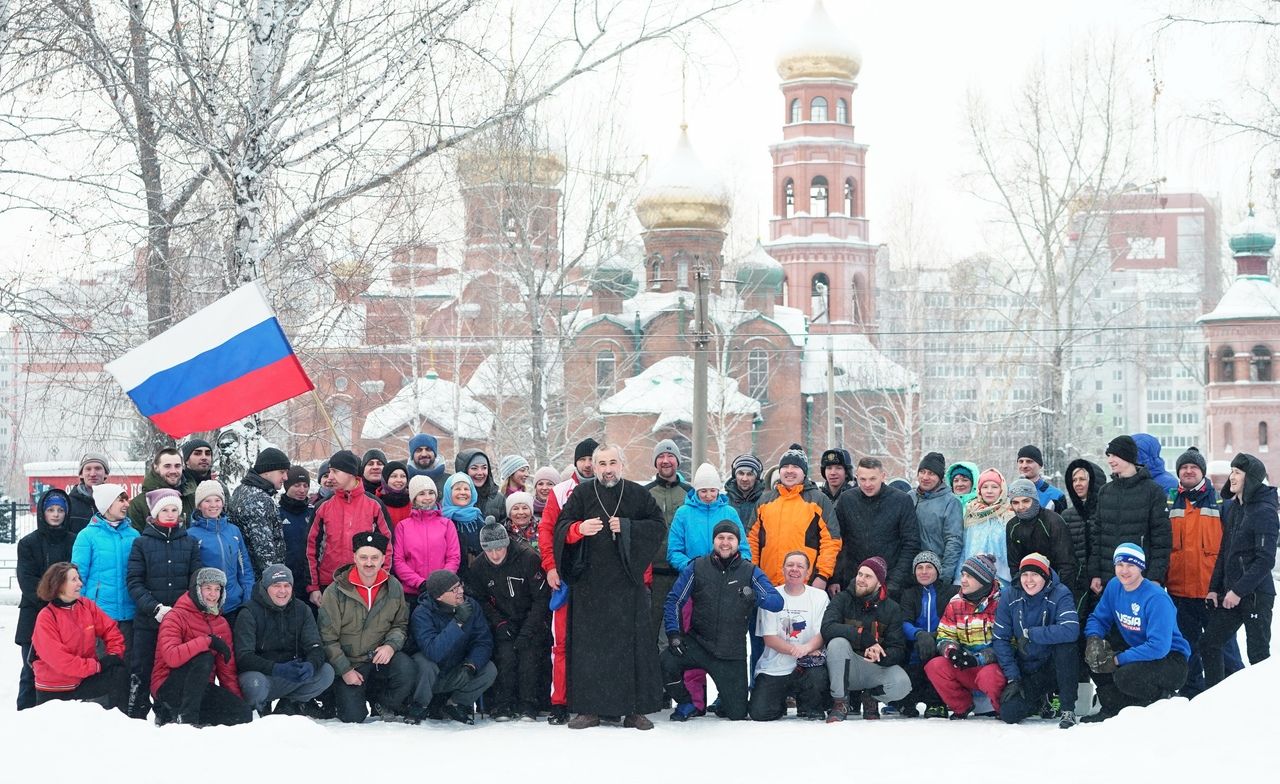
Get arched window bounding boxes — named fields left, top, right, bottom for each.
left=810, top=175, right=829, bottom=218
left=1251, top=345, right=1272, bottom=381
left=1224, top=422, right=1234, bottom=452
left=595, top=349, right=616, bottom=397
left=1218, top=346, right=1235, bottom=382
left=783, top=179, right=795, bottom=219
left=843, top=178, right=856, bottom=216
left=810, top=96, right=828, bottom=122
left=811, top=272, right=830, bottom=318
left=747, top=349, right=769, bottom=402
left=675, top=251, right=689, bottom=289
left=872, top=415, right=889, bottom=453
left=836, top=98, right=848, bottom=124
left=1260, top=421, right=1270, bottom=452
left=649, top=254, right=662, bottom=290
left=789, top=98, right=801, bottom=124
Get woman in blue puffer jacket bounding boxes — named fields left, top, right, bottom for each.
left=186, top=481, right=256, bottom=621
left=667, top=464, right=750, bottom=571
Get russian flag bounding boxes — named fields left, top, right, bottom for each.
left=105, top=282, right=314, bottom=438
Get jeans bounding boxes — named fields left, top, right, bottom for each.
left=238, top=664, right=336, bottom=710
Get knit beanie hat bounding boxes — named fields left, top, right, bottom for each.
left=408, top=474, right=437, bottom=504
left=859, top=556, right=888, bottom=587
left=977, top=468, right=1004, bottom=490
left=778, top=443, right=809, bottom=475
left=653, top=438, right=682, bottom=466
left=147, top=488, right=182, bottom=520
left=918, top=451, right=946, bottom=479
left=912, top=550, right=942, bottom=574
left=731, top=454, right=763, bottom=477
left=194, top=480, right=225, bottom=509
left=92, top=483, right=127, bottom=515
left=262, top=563, right=293, bottom=586
left=180, top=438, right=213, bottom=463
left=409, top=433, right=439, bottom=456
left=1105, top=435, right=1139, bottom=466
left=329, top=449, right=361, bottom=476
left=961, top=553, right=998, bottom=587
left=1176, top=446, right=1208, bottom=475
left=532, top=466, right=561, bottom=487
left=42, top=494, right=69, bottom=512
left=692, top=462, right=721, bottom=491
left=352, top=530, right=389, bottom=554
left=888, top=478, right=912, bottom=493
left=1018, top=553, right=1051, bottom=582
left=1017, top=445, right=1044, bottom=467
left=574, top=438, right=600, bottom=463
left=505, top=491, right=534, bottom=516
left=79, top=452, right=111, bottom=475
left=1113, top=542, right=1146, bottom=571
left=479, top=520, right=510, bottom=551
left=498, top=455, right=530, bottom=485
left=284, top=465, right=310, bottom=491
left=382, top=460, right=409, bottom=483
left=712, top=520, right=741, bottom=542
left=253, top=447, right=290, bottom=474
left=1007, top=478, right=1038, bottom=501
left=362, top=449, right=388, bottom=474
left=424, top=569, right=460, bottom=600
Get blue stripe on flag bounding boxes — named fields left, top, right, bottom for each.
left=126, top=318, right=295, bottom=416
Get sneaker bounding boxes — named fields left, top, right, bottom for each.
left=442, top=702, right=475, bottom=725
left=923, top=704, right=949, bottom=719
left=567, top=713, right=601, bottom=729
left=1040, top=694, right=1061, bottom=719
left=490, top=705, right=514, bottom=722
left=547, top=705, right=570, bottom=725
left=1058, top=710, right=1078, bottom=729
left=861, top=694, right=881, bottom=720
left=897, top=702, right=921, bottom=718
left=880, top=703, right=899, bottom=715
left=302, top=698, right=335, bottom=720
left=519, top=706, right=539, bottom=722
left=623, top=713, right=654, bottom=730
left=948, top=708, right=972, bottom=720
left=825, top=697, right=848, bottom=723
left=669, top=702, right=698, bottom=722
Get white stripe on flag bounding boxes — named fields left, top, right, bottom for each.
left=104, top=281, right=276, bottom=391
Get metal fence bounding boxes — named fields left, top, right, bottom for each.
left=0, top=501, right=34, bottom=544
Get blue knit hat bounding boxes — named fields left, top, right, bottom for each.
left=961, top=553, right=998, bottom=587
left=1113, top=543, right=1146, bottom=571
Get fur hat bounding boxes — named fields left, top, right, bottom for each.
left=191, top=567, right=227, bottom=614
left=692, top=462, right=721, bottom=491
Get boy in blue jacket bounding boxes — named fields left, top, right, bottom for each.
left=409, top=569, right=497, bottom=724
left=993, top=553, right=1080, bottom=728
left=1082, top=543, right=1189, bottom=722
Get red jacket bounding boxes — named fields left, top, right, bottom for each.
left=307, top=488, right=394, bottom=592
left=31, top=597, right=125, bottom=692
left=151, top=592, right=242, bottom=698
left=538, top=475, right=580, bottom=573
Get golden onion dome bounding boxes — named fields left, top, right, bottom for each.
left=776, top=0, right=861, bottom=82
left=456, top=146, right=565, bottom=188
left=634, top=126, right=731, bottom=231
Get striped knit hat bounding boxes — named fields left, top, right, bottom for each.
left=961, top=553, right=998, bottom=587
left=1113, top=543, right=1146, bottom=571
left=1018, top=553, right=1051, bottom=581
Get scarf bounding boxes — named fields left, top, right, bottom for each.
left=441, top=472, right=484, bottom=529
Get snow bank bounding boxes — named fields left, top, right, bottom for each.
left=0, top=604, right=1274, bottom=781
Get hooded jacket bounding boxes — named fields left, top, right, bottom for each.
left=151, top=588, right=241, bottom=697
left=306, top=486, right=394, bottom=593
left=1211, top=455, right=1278, bottom=599
left=1005, top=507, right=1075, bottom=586
left=233, top=581, right=326, bottom=675
left=16, top=489, right=75, bottom=645
left=187, top=512, right=257, bottom=614
left=464, top=540, right=549, bottom=643
left=1133, top=433, right=1179, bottom=496
left=71, top=513, right=141, bottom=621
left=31, top=596, right=125, bottom=693
left=392, top=506, right=462, bottom=599
left=1062, top=459, right=1106, bottom=593
left=946, top=462, right=980, bottom=509
left=914, top=484, right=963, bottom=583
left=411, top=593, right=493, bottom=674
left=277, top=494, right=314, bottom=592
left=66, top=483, right=97, bottom=535
left=748, top=479, right=839, bottom=585
left=834, top=483, right=920, bottom=593
left=992, top=569, right=1079, bottom=680
left=317, top=564, right=408, bottom=675
left=667, top=488, right=750, bottom=572
left=455, top=449, right=500, bottom=520
left=1090, top=466, right=1172, bottom=584
left=127, top=522, right=203, bottom=629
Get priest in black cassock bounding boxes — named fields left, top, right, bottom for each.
left=553, top=443, right=666, bottom=730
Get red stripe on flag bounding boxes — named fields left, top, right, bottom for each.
left=149, top=355, right=314, bottom=438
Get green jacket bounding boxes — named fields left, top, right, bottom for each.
left=127, top=468, right=190, bottom=532
left=317, top=563, right=408, bottom=675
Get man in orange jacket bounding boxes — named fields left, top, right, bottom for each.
left=748, top=444, right=839, bottom=590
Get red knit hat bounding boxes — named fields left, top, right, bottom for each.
left=977, top=468, right=1004, bottom=490
left=1018, top=553, right=1051, bottom=581
left=859, top=556, right=888, bottom=587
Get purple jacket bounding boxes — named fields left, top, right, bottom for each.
left=392, top=508, right=461, bottom=598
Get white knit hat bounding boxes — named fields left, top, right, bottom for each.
left=194, top=480, right=224, bottom=509
left=692, top=463, right=721, bottom=492
left=92, top=483, right=128, bottom=515
left=408, top=474, right=437, bottom=503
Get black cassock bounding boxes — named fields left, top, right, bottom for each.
left=553, top=478, right=666, bottom=716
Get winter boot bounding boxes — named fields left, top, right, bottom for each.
left=442, top=701, right=475, bottom=725
left=547, top=705, right=569, bottom=725
left=1057, top=710, right=1078, bottom=729
left=825, top=697, right=848, bottom=723
left=669, top=702, right=698, bottom=722
left=567, top=713, right=601, bottom=729
left=896, top=701, right=921, bottom=718
left=623, top=714, right=654, bottom=730
left=861, top=693, right=881, bottom=720
left=948, top=708, right=972, bottom=720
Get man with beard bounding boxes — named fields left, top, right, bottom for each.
left=820, top=556, right=909, bottom=721
left=68, top=453, right=110, bottom=533
left=127, top=448, right=185, bottom=531
left=553, top=444, right=666, bottom=730
left=407, top=433, right=448, bottom=485
left=180, top=439, right=226, bottom=515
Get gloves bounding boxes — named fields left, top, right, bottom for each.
left=453, top=601, right=474, bottom=625
left=1012, top=635, right=1029, bottom=654
left=273, top=661, right=299, bottom=680
left=496, top=621, right=517, bottom=641
left=1001, top=679, right=1023, bottom=704
left=295, top=661, right=315, bottom=682
left=668, top=634, right=687, bottom=657
left=154, top=605, right=171, bottom=623
left=208, top=635, right=232, bottom=661
left=1084, top=636, right=1115, bottom=673
left=946, top=646, right=979, bottom=669
left=98, top=654, right=126, bottom=672
left=914, top=631, right=936, bottom=663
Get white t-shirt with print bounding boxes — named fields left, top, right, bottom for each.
left=755, top=584, right=830, bottom=678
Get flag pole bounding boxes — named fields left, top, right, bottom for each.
left=310, top=389, right=347, bottom=450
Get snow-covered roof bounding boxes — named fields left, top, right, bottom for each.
left=1198, top=276, right=1280, bottom=323
left=361, top=374, right=494, bottom=441
left=464, top=350, right=564, bottom=399
left=801, top=331, right=918, bottom=394
left=600, top=355, right=760, bottom=431
left=570, top=290, right=808, bottom=349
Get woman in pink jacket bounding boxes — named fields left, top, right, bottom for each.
left=393, top=475, right=461, bottom=602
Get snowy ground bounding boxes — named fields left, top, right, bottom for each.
left=0, top=601, right=1276, bottom=781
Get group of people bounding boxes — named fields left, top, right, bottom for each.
left=13, top=430, right=1276, bottom=731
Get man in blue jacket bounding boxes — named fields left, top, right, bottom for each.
left=1082, top=543, right=1189, bottom=722
left=993, top=553, right=1080, bottom=728
left=1016, top=445, right=1067, bottom=514
left=410, top=569, right=497, bottom=724
left=662, top=521, right=782, bottom=721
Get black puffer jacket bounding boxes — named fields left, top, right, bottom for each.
left=820, top=586, right=907, bottom=667
left=1211, top=455, right=1279, bottom=599
left=1006, top=508, right=1075, bottom=584
left=833, top=485, right=920, bottom=594
left=126, top=523, right=202, bottom=629
left=464, top=540, right=549, bottom=643
left=233, top=581, right=326, bottom=674
left=15, top=489, right=75, bottom=645
left=1062, top=459, right=1106, bottom=592
left=66, top=483, right=97, bottom=535
left=1089, top=466, right=1171, bottom=584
